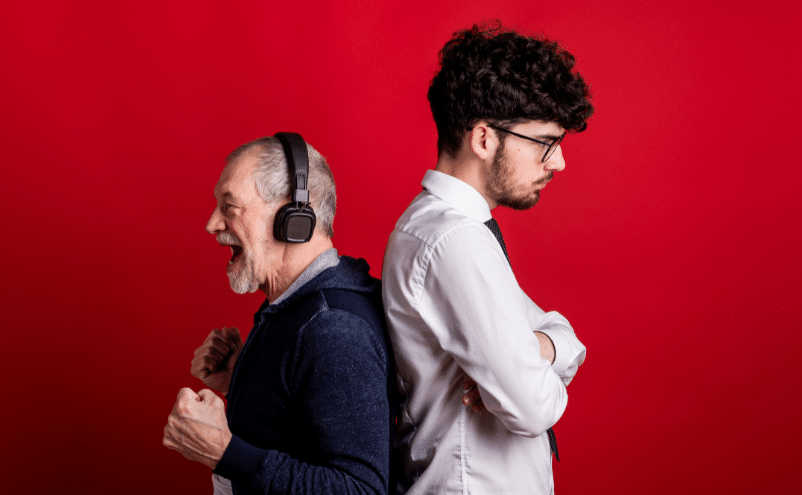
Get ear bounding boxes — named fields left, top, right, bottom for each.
left=468, top=122, right=497, bottom=161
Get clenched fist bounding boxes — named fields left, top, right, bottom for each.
left=163, top=388, right=231, bottom=469
left=191, top=327, right=242, bottom=394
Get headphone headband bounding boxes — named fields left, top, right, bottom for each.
left=274, top=132, right=310, bottom=204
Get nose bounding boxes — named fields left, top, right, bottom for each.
left=544, top=145, right=565, bottom=172
left=206, top=207, right=225, bottom=234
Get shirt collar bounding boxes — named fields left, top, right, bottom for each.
left=421, top=170, right=492, bottom=222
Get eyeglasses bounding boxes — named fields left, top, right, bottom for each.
left=486, top=124, right=566, bottom=163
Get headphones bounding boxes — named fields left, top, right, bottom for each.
left=272, top=132, right=317, bottom=243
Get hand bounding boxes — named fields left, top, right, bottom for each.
left=462, top=376, right=486, bottom=412
left=534, top=331, right=555, bottom=364
left=191, top=327, right=242, bottom=394
left=163, top=388, right=232, bottom=469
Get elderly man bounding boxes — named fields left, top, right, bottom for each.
left=163, top=133, right=395, bottom=495
left=382, top=25, right=592, bottom=494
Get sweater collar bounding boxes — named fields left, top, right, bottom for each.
left=271, top=248, right=340, bottom=306
left=254, top=248, right=340, bottom=319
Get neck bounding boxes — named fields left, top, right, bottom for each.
left=261, top=234, right=334, bottom=302
left=435, top=152, right=498, bottom=210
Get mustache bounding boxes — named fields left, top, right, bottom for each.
left=536, top=172, right=554, bottom=185
left=217, top=231, right=242, bottom=246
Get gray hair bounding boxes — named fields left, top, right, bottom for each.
left=227, top=136, right=336, bottom=238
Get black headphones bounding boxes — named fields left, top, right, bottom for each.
left=272, top=132, right=317, bottom=243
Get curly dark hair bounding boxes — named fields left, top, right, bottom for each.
left=428, top=23, right=594, bottom=157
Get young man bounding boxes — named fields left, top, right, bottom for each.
left=382, top=25, right=593, bottom=494
left=163, top=134, right=395, bottom=495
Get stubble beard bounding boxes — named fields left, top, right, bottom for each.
left=487, top=147, right=547, bottom=211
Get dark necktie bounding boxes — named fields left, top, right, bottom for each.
left=484, top=218, right=560, bottom=462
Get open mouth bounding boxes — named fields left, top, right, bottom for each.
left=229, top=245, right=244, bottom=264
left=216, top=233, right=244, bottom=265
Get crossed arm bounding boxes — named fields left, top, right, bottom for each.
left=462, top=331, right=555, bottom=412
left=421, top=225, right=585, bottom=435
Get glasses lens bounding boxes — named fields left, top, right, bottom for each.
left=542, top=134, right=565, bottom=162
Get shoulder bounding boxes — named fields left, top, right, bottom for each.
left=383, top=196, right=503, bottom=308
left=298, top=306, right=388, bottom=372
left=296, top=287, right=386, bottom=353
left=391, top=193, right=491, bottom=253
left=398, top=193, right=500, bottom=267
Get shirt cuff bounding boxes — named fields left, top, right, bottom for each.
left=538, top=328, right=571, bottom=374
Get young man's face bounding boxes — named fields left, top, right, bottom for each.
left=486, top=120, right=566, bottom=210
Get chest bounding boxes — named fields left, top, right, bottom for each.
left=225, top=309, right=312, bottom=456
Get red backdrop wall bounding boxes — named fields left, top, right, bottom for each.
left=2, top=1, right=800, bottom=493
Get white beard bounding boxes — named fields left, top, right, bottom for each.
left=228, top=251, right=259, bottom=294
left=217, top=231, right=260, bottom=294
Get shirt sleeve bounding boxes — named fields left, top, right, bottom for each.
left=523, top=297, right=587, bottom=385
left=417, top=222, right=568, bottom=438
left=214, top=310, right=390, bottom=495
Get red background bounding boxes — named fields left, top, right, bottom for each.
left=2, top=1, right=800, bottom=493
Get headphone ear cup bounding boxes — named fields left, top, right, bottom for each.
left=274, top=203, right=317, bottom=243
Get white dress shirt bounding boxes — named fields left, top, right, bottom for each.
left=382, top=170, right=586, bottom=495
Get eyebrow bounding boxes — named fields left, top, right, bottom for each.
left=214, top=191, right=240, bottom=203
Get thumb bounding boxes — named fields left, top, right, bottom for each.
left=223, top=327, right=242, bottom=346
left=197, top=389, right=218, bottom=402
left=176, top=387, right=199, bottom=402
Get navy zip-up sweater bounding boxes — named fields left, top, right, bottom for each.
left=214, top=256, right=395, bottom=495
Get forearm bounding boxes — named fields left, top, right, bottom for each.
left=422, top=232, right=573, bottom=435
left=215, top=436, right=385, bottom=495
left=425, top=288, right=569, bottom=436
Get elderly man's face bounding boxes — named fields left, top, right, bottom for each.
left=205, top=149, right=282, bottom=294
